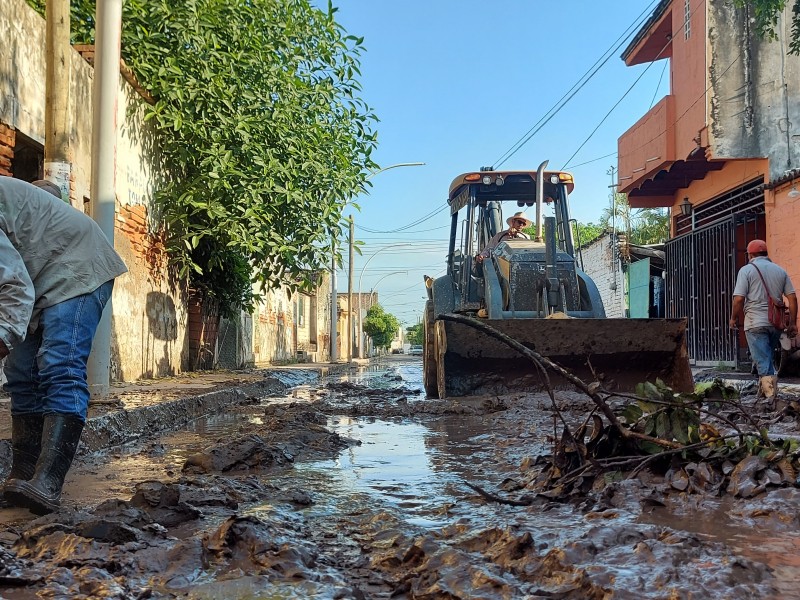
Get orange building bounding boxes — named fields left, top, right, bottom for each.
left=617, top=0, right=800, bottom=367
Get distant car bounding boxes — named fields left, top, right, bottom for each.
left=409, top=344, right=423, bottom=356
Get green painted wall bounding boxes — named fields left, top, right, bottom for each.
left=628, top=258, right=651, bottom=318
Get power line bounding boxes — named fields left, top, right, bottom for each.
left=357, top=203, right=449, bottom=234
left=562, top=0, right=707, bottom=170
left=649, top=60, right=668, bottom=109
left=491, top=0, right=660, bottom=169
left=564, top=151, right=618, bottom=170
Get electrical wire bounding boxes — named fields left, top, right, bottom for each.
left=562, top=0, right=705, bottom=171
left=357, top=203, right=450, bottom=234
left=492, top=0, right=660, bottom=169
left=649, top=60, right=668, bottom=109
left=564, top=151, right=618, bottom=170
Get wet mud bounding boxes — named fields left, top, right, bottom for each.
left=0, top=359, right=795, bottom=598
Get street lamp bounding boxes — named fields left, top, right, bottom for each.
left=360, top=270, right=407, bottom=357
left=356, top=244, right=416, bottom=359
left=365, top=162, right=425, bottom=181
left=331, top=162, right=425, bottom=363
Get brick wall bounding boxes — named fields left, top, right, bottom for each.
left=115, top=204, right=169, bottom=278
left=0, top=123, right=15, bottom=177
left=580, top=233, right=626, bottom=318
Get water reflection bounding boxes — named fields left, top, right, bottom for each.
left=301, top=418, right=440, bottom=518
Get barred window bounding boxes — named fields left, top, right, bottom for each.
left=684, top=0, right=691, bottom=40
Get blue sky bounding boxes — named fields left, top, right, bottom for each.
left=332, top=1, right=669, bottom=326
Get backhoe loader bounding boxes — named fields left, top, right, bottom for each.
left=423, top=162, right=693, bottom=398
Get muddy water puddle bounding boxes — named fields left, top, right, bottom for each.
left=640, top=500, right=800, bottom=599
left=0, top=358, right=786, bottom=598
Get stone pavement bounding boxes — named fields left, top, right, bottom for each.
left=0, top=361, right=363, bottom=461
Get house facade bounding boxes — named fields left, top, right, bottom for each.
left=617, top=0, right=800, bottom=366
left=1, top=0, right=331, bottom=378
left=337, top=291, right=378, bottom=359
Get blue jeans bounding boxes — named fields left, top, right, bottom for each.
left=4, top=280, right=114, bottom=420
left=745, top=326, right=782, bottom=376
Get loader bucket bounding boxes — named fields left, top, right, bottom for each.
left=432, top=318, right=693, bottom=398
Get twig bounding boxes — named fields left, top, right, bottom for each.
left=439, top=314, right=682, bottom=449
left=609, top=390, right=763, bottom=434
left=465, top=482, right=535, bottom=506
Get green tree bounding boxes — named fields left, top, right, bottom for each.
left=572, top=221, right=605, bottom=247
left=599, top=193, right=668, bottom=245
left=569, top=194, right=668, bottom=250
left=406, top=323, right=423, bottom=345
left=363, top=304, right=400, bottom=350
left=27, top=0, right=378, bottom=316
left=733, top=1, right=800, bottom=54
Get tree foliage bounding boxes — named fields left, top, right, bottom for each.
left=573, top=193, right=668, bottom=248
left=733, top=0, right=800, bottom=54
left=363, top=304, right=400, bottom=350
left=27, top=0, right=378, bottom=315
left=405, top=323, right=423, bottom=346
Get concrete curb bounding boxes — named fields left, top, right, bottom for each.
left=82, top=378, right=284, bottom=453
left=0, top=365, right=354, bottom=470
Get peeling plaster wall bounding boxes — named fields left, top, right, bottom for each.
left=0, top=0, right=189, bottom=381
left=252, top=274, right=331, bottom=364
left=708, top=0, right=800, bottom=178
left=0, top=0, right=46, bottom=148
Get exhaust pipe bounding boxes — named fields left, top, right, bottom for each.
left=535, top=160, right=548, bottom=242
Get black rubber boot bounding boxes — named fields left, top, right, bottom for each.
left=5, top=413, right=44, bottom=481
left=1, top=414, right=44, bottom=508
left=3, top=414, right=84, bottom=515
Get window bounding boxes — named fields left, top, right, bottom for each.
left=684, top=0, right=691, bottom=40
left=297, top=296, right=305, bottom=327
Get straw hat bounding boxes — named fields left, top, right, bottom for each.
left=506, top=211, right=532, bottom=228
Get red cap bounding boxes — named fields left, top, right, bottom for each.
left=747, top=239, right=768, bottom=254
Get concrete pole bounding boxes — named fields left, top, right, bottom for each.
left=330, top=237, right=338, bottom=362
left=87, top=0, right=123, bottom=398
left=347, top=216, right=354, bottom=362
left=43, top=0, right=71, bottom=201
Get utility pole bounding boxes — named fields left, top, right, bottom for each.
left=330, top=237, right=338, bottom=362
left=347, top=216, right=354, bottom=363
left=44, top=0, right=71, bottom=200
left=86, top=0, right=123, bottom=397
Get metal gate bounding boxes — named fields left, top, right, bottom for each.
left=665, top=178, right=765, bottom=366
left=666, top=219, right=738, bottom=365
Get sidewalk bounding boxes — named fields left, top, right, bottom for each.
left=0, top=360, right=363, bottom=457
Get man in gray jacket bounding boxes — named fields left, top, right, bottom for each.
left=0, top=177, right=127, bottom=514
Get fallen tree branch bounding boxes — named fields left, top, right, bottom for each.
left=438, top=314, right=682, bottom=450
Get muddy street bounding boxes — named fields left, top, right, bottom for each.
left=0, top=356, right=797, bottom=599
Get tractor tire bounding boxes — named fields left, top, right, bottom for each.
left=423, top=300, right=439, bottom=398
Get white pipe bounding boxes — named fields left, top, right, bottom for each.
left=87, top=0, right=122, bottom=397
left=535, top=160, right=549, bottom=242
left=330, top=241, right=338, bottom=362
